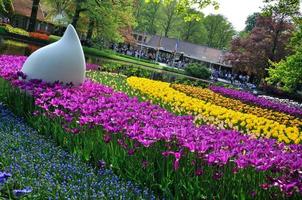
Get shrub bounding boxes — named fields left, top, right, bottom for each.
left=174, top=78, right=209, bottom=87
left=184, top=63, right=211, bottom=79
left=267, top=47, right=302, bottom=93
left=29, top=32, right=49, bottom=40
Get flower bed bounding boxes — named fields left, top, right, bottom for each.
left=86, top=63, right=100, bottom=70
left=127, top=77, right=302, bottom=144
left=210, top=86, right=302, bottom=118
left=29, top=32, right=49, bottom=40
left=0, top=102, right=154, bottom=199
left=3, top=24, right=29, bottom=37
left=1, top=55, right=302, bottom=198
left=171, top=83, right=302, bottom=128
left=259, top=95, right=302, bottom=109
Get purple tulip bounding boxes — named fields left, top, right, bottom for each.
left=209, top=86, right=302, bottom=117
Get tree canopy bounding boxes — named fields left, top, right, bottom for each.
left=0, top=0, right=13, bottom=16
left=226, top=0, right=300, bottom=84
left=225, top=16, right=294, bottom=81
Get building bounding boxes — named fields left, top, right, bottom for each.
left=132, top=32, right=232, bottom=72
left=10, top=0, right=54, bottom=33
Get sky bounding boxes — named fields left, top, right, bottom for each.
left=202, top=0, right=302, bottom=32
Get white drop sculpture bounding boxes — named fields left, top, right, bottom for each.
left=21, top=24, right=86, bottom=85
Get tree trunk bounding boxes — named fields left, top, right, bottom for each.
left=28, top=0, right=40, bottom=32
left=71, top=2, right=82, bottom=29
left=271, top=28, right=281, bottom=61
left=184, top=21, right=193, bottom=40
left=164, top=13, right=173, bottom=37
left=271, top=17, right=284, bottom=61
left=86, top=19, right=94, bottom=41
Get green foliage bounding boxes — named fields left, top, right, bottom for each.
left=245, top=12, right=260, bottom=32
left=135, top=2, right=232, bottom=48
left=289, top=21, right=302, bottom=50
left=44, top=0, right=136, bottom=44
left=267, top=47, right=302, bottom=92
left=178, top=10, right=208, bottom=44
left=135, top=0, right=162, bottom=34
left=262, top=0, right=300, bottom=19
left=203, top=14, right=235, bottom=49
left=0, top=0, right=13, bottom=15
left=184, top=63, right=211, bottom=79
left=160, top=0, right=179, bottom=37
left=159, top=0, right=219, bottom=21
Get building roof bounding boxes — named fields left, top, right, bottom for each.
left=141, top=35, right=230, bottom=67
left=12, top=0, right=45, bottom=21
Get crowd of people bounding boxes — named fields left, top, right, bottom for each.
left=111, top=44, right=190, bottom=68
left=211, top=69, right=256, bottom=89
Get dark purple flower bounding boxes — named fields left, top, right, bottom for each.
left=103, top=134, right=111, bottom=143
left=250, top=191, right=257, bottom=198
left=142, top=160, right=148, bottom=169
left=98, top=160, right=106, bottom=168
left=232, top=167, right=239, bottom=174
left=195, top=168, right=203, bottom=176
left=128, top=149, right=135, bottom=156
left=213, top=171, right=223, bottom=180
left=16, top=71, right=27, bottom=79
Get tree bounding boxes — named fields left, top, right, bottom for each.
left=166, top=0, right=219, bottom=21
left=262, top=0, right=300, bottom=61
left=225, top=16, right=294, bottom=81
left=245, top=12, right=260, bottom=32
left=266, top=19, right=302, bottom=92
left=226, top=0, right=300, bottom=82
left=203, top=14, right=235, bottom=49
left=28, top=0, right=40, bottom=32
left=178, top=9, right=208, bottom=44
left=41, top=0, right=72, bottom=24
left=71, top=0, right=88, bottom=29
left=134, top=0, right=161, bottom=34
left=160, top=0, right=179, bottom=37
left=262, top=0, right=300, bottom=19
left=267, top=46, right=302, bottom=92
left=85, top=0, right=136, bottom=44
left=43, top=0, right=135, bottom=44
left=135, top=0, right=219, bottom=36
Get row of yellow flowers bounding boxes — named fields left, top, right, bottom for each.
left=127, top=77, right=302, bottom=144
left=171, top=84, right=302, bottom=128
